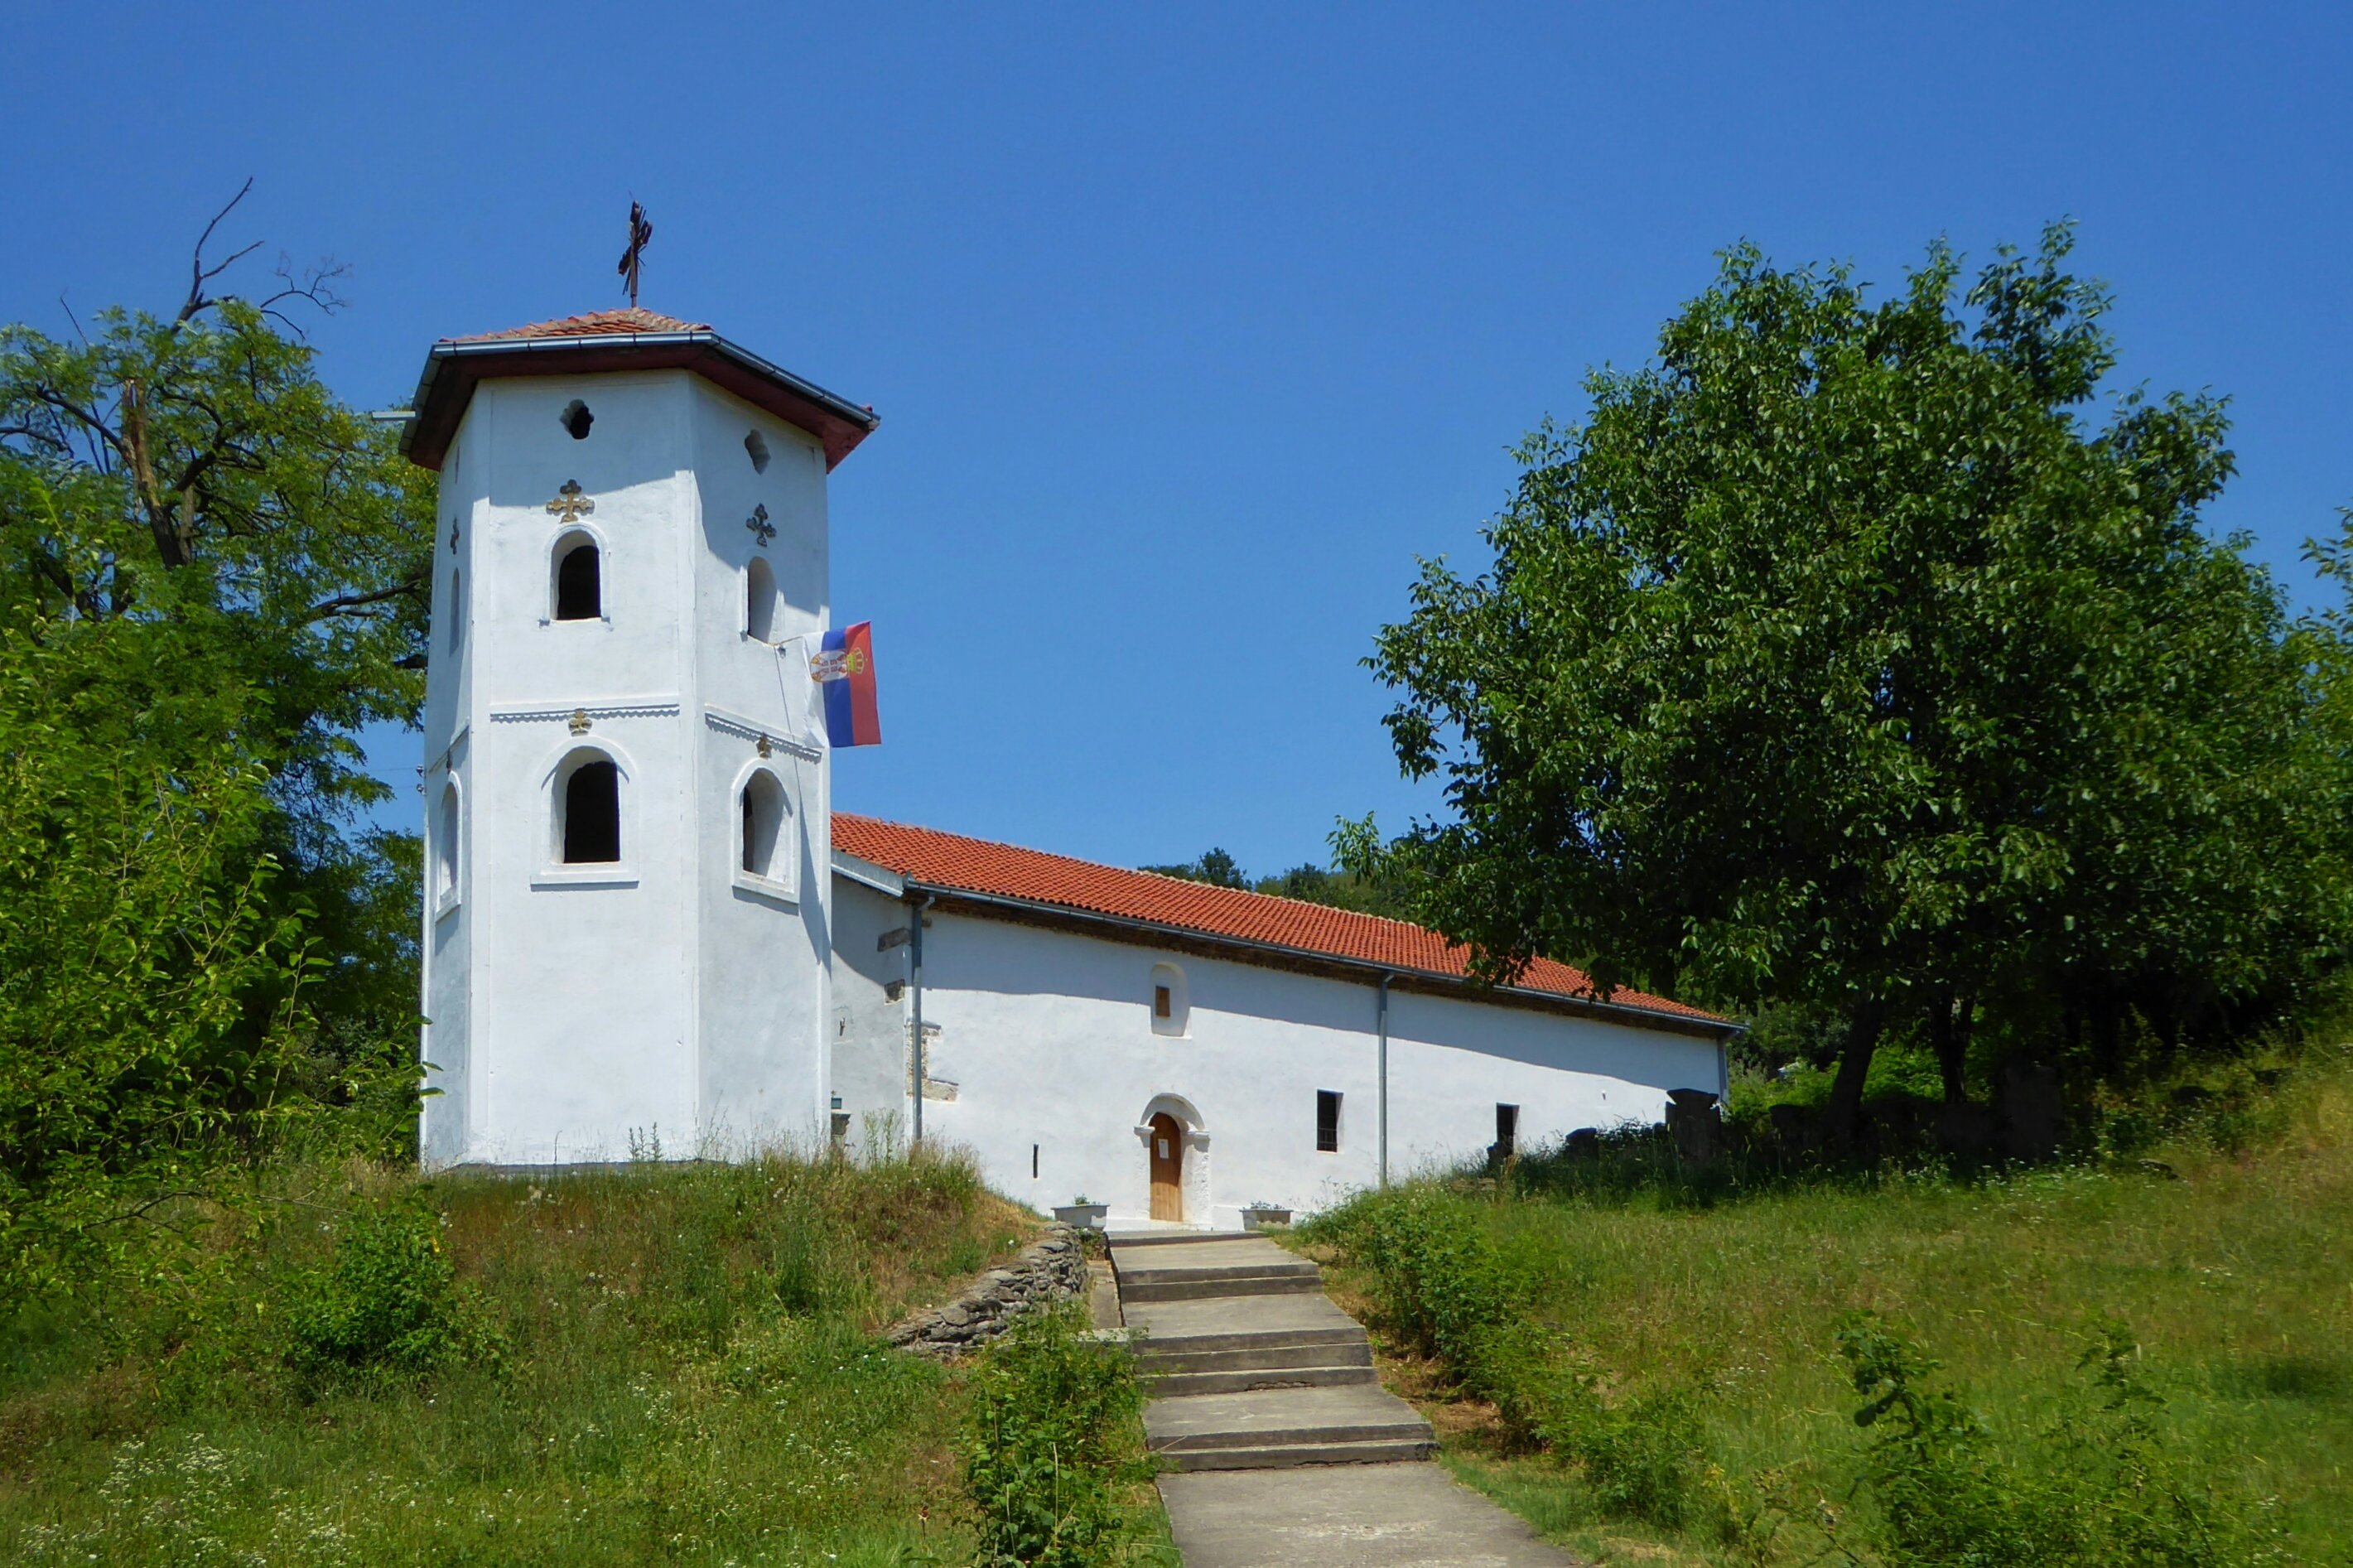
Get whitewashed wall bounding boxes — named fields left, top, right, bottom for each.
left=833, top=877, right=919, bottom=1147
left=829, top=885, right=1727, bottom=1226
left=687, top=378, right=832, bottom=1154
left=418, top=369, right=833, bottom=1167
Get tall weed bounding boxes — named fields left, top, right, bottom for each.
left=962, top=1305, right=1145, bottom=1568
left=1837, top=1313, right=2292, bottom=1566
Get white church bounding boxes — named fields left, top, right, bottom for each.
left=405, top=306, right=1734, bottom=1227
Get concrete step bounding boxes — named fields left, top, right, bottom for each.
left=1109, top=1236, right=1300, bottom=1276
left=1133, top=1336, right=1372, bottom=1375
left=1119, top=1271, right=1326, bottom=1304
left=1157, top=1463, right=1582, bottom=1564
left=1104, top=1230, right=1251, bottom=1248
left=1145, top=1363, right=1379, bottom=1398
left=1122, top=1291, right=1366, bottom=1350
left=1155, top=1435, right=1437, bottom=1473
left=1142, top=1383, right=1434, bottom=1459
left=1118, top=1257, right=1322, bottom=1287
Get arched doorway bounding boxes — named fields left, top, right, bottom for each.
left=1149, top=1112, right=1184, bottom=1221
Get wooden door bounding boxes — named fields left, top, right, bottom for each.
left=1149, top=1112, right=1184, bottom=1221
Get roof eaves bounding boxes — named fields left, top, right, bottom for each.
left=895, top=876, right=1738, bottom=1037
left=830, top=847, right=906, bottom=898
left=400, top=328, right=879, bottom=467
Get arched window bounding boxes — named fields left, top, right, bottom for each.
left=553, top=533, right=600, bottom=620
left=745, top=555, right=777, bottom=642
left=434, top=780, right=460, bottom=907
left=1150, top=962, right=1188, bottom=1037
left=739, top=769, right=790, bottom=885
left=560, top=756, right=621, bottom=863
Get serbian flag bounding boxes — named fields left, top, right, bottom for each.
left=809, top=621, right=881, bottom=747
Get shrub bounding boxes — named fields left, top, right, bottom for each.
left=281, top=1194, right=499, bottom=1391
left=962, top=1305, right=1145, bottom=1567
left=1312, top=1188, right=1525, bottom=1368
left=1314, top=1188, right=1709, bottom=1525
left=1554, top=1383, right=1706, bottom=1527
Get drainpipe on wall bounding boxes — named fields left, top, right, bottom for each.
left=1377, top=972, right=1393, bottom=1188
left=909, top=892, right=933, bottom=1146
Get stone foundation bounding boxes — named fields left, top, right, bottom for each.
left=883, top=1223, right=1090, bottom=1358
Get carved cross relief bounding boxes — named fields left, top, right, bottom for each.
left=545, top=480, right=595, bottom=525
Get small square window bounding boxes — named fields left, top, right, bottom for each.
left=1316, top=1090, right=1342, bottom=1153
left=1150, top=963, right=1187, bottom=1036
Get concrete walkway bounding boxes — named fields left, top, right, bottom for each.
left=1108, top=1231, right=1581, bottom=1567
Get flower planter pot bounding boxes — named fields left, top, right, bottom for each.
left=1240, top=1207, right=1292, bottom=1232
left=1053, top=1204, right=1108, bottom=1230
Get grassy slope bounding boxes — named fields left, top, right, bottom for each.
left=0, top=1151, right=1038, bottom=1567
left=1310, top=1064, right=2353, bottom=1566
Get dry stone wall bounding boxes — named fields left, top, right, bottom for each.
left=884, top=1223, right=1089, bottom=1358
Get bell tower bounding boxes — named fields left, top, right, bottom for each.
left=403, top=308, right=879, bottom=1166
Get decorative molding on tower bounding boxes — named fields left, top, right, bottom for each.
left=489, top=697, right=682, bottom=726
left=703, top=703, right=821, bottom=761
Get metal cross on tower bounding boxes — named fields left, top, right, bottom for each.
left=617, top=200, right=653, bottom=307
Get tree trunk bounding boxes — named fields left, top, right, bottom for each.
left=1931, top=993, right=1970, bottom=1106
left=1826, top=1002, right=1884, bottom=1148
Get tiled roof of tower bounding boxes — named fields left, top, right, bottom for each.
left=447, top=307, right=713, bottom=342
left=833, top=814, right=1727, bottom=1030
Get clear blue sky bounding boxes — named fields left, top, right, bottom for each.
left=6, top=3, right=2348, bottom=876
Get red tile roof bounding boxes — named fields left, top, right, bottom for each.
left=447, top=307, right=711, bottom=343
left=832, top=814, right=1725, bottom=1028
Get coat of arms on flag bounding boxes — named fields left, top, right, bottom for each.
left=803, top=621, right=881, bottom=748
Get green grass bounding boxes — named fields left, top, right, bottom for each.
left=1305, top=1056, right=2353, bottom=1566
left=0, top=1147, right=1050, bottom=1566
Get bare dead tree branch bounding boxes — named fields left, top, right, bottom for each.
left=258, top=254, right=351, bottom=338
left=177, top=178, right=265, bottom=326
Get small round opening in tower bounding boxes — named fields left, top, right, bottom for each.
left=744, top=429, right=770, bottom=473
left=559, top=400, right=594, bottom=440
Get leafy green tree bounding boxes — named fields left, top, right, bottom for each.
left=0, top=196, right=432, bottom=1106
left=1350, top=225, right=2350, bottom=1134
left=0, top=523, right=316, bottom=1298
left=1141, top=847, right=1251, bottom=889
left=0, top=200, right=435, bottom=1295
left=1256, top=861, right=1417, bottom=919
left=1144, top=845, right=1421, bottom=918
